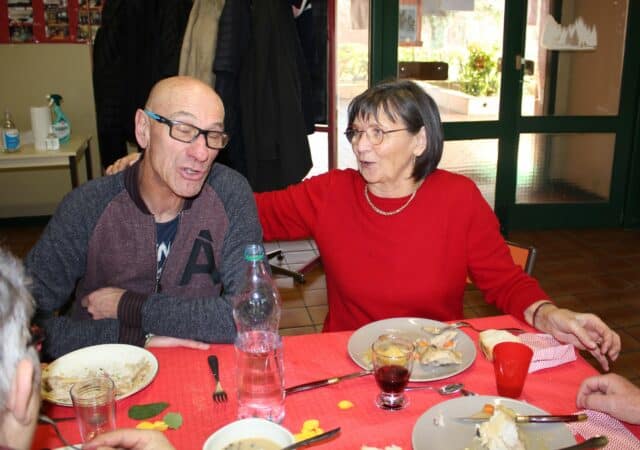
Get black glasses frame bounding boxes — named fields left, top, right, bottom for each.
left=144, top=109, right=229, bottom=150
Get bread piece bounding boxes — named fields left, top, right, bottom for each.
left=479, top=330, right=522, bottom=361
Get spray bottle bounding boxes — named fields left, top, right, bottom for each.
left=47, top=94, right=71, bottom=144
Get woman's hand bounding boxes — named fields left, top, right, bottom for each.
left=531, top=303, right=621, bottom=371
left=105, top=152, right=141, bottom=175
left=576, top=373, right=640, bottom=424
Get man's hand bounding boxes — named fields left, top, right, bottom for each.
left=82, top=287, right=126, bottom=320
left=146, top=335, right=210, bottom=350
left=105, top=152, right=141, bottom=175
left=576, top=373, right=640, bottom=424
left=83, top=429, right=175, bottom=450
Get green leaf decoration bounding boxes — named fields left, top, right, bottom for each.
left=128, top=402, right=169, bottom=420
left=163, top=412, right=183, bottom=430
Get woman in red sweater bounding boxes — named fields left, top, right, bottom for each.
left=255, top=79, right=619, bottom=371
left=107, top=80, right=620, bottom=371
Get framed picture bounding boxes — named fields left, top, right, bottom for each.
left=399, top=1, right=422, bottom=46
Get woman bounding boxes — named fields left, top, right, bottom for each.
left=107, top=80, right=620, bottom=370
left=254, top=79, right=619, bottom=370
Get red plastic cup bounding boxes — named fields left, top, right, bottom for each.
left=493, top=342, right=533, bottom=398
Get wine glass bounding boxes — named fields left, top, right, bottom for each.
left=371, top=335, right=415, bottom=410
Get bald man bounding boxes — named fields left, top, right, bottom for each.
left=26, top=76, right=262, bottom=360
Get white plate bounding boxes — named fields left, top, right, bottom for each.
left=412, top=395, right=577, bottom=450
left=41, top=344, right=158, bottom=406
left=347, top=317, right=477, bottom=382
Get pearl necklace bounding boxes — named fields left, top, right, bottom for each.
left=364, top=185, right=417, bottom=216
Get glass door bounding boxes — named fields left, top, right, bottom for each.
left=371, top=0, right=640, bottom=231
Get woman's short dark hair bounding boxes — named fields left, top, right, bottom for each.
left=347, top=79, right=444, bottom=181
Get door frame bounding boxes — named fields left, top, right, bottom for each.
left=369, top=0, right=640, bottom=231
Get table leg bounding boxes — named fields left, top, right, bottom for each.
left=85, top=142, right=93, bottom=181
left=69, top=155, right=79, bottom=188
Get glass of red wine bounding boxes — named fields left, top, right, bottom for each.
left=371, top=334, right=415, bottom=410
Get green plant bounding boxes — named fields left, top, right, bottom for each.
left=458, top=45, right=499, bottom=97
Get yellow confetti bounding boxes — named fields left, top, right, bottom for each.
left=135, top=420, right=169, bottom=431
left=301, top=419, right=320, bottom=431
left=152, top=421, right=169, bottom=431
left=338, top=400, right=354, bottom=410
left=295, top=419, right=324, bottom=441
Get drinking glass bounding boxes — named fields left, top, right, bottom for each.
left=493, top=342, right=533, bottom=398
left=371, top=335, right=415, bottom=410
left=70, top=376, right=117, bottom=442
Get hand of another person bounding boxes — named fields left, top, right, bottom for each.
left=105, top=152, right=141, bottom=175
left=81, top=287, right=125, bottom=320
left=146, top=335, right=210, bottom=350
left=576, top=373, right=640, bottom=424
left=83, top=428, right=175, bottom=450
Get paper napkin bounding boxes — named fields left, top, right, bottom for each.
left=569, top=409, right=640, bottom=449
left=519, top=333, right=576, bottom=373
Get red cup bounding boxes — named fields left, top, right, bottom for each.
left=492, top=342, right=533, bottom=398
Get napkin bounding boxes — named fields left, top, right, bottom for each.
left=518, top=333, right=576, bottom=373
left=568, top=409, right=640, bottom=449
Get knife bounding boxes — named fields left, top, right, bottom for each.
left=456, top=413, right=588, bottom=424
left=285, top=370, right=372, bottom=395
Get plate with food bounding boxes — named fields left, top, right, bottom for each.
left=347, top=317, right=476, bottom=382
left=412, top=395, right=577, bottom=450
left=41, top=344, right=158, bottom=406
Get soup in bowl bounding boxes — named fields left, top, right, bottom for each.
left=202, top=418, right=295, bottom=450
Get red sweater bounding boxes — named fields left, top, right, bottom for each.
left=255, top=169, right=548, bottom=332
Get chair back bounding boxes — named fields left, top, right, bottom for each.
left=467, top=240, right=537, bottom=284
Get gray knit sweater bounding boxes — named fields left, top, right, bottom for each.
left=26, top=162, right=262, bottom=360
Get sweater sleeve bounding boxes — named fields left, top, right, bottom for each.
left=26, top=183, right=122, bottom=361
left=255, top=171, right=334, bottom=241
left=465, top=183, right=548, bottom=322
left=138, top=167, right=263, bottom=343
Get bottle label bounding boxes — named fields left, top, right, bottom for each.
left=2, top=129, right=20, bottom=151
left=53, top=121, right=70, bottom=141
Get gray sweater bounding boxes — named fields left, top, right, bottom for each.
left=26, top=162, right=262, bottom=360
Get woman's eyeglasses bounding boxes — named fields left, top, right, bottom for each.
left=344, top=126, right=408, bottom=145
left=145, top=109, right=229, bottom=150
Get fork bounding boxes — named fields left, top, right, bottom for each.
left=423, top=321, right=526, bottom=335
left=39, top=414, right=81, bottom=450
left=207, top=355, right=228, bottom=403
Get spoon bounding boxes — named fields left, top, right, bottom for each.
left=281, top=427, right=341, bottom=450
left=556, top=435, right=608, bottom=450
left=404, top=382, right=464, bottom=395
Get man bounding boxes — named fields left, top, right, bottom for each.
left=0, top=247, right=175, bottom=450
left=0, top=248, right=40, bottom=449
left=27, top=76, right=262, bottom=360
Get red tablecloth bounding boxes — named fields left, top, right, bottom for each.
left=32, top=315, right=640, bottom=449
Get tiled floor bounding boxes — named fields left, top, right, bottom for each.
left=2, top=220, right=639, bottom=387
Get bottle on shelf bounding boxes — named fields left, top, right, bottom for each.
left=45, top=125, right=60, bottom=150
left=233, top=243, right=285, bottom=423
left=2, top=110, right=20, bottom=152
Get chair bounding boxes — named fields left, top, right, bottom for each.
left=467, top=240, right=537, bottom=284
left=267, top=251, right=322, bottom=284
left=505, top=240, right=537, bottom=276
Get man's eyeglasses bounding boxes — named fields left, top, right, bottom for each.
left=344, top=126, right=408, bottom=146
left=144, top=110, right=229, bottom=150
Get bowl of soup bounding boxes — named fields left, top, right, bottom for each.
left=202, top=418, right=295, bottom=450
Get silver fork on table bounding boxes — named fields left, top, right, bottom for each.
left=38, top=414, right=81, bottom=450
left=423, top=321, right=526, bottom=335
left=207, top=355, right=228, bottom=403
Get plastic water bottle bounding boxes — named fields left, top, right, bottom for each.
left=2, top=110, right=20, bottom=152
left=233, top=244, right=284, bottom=423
